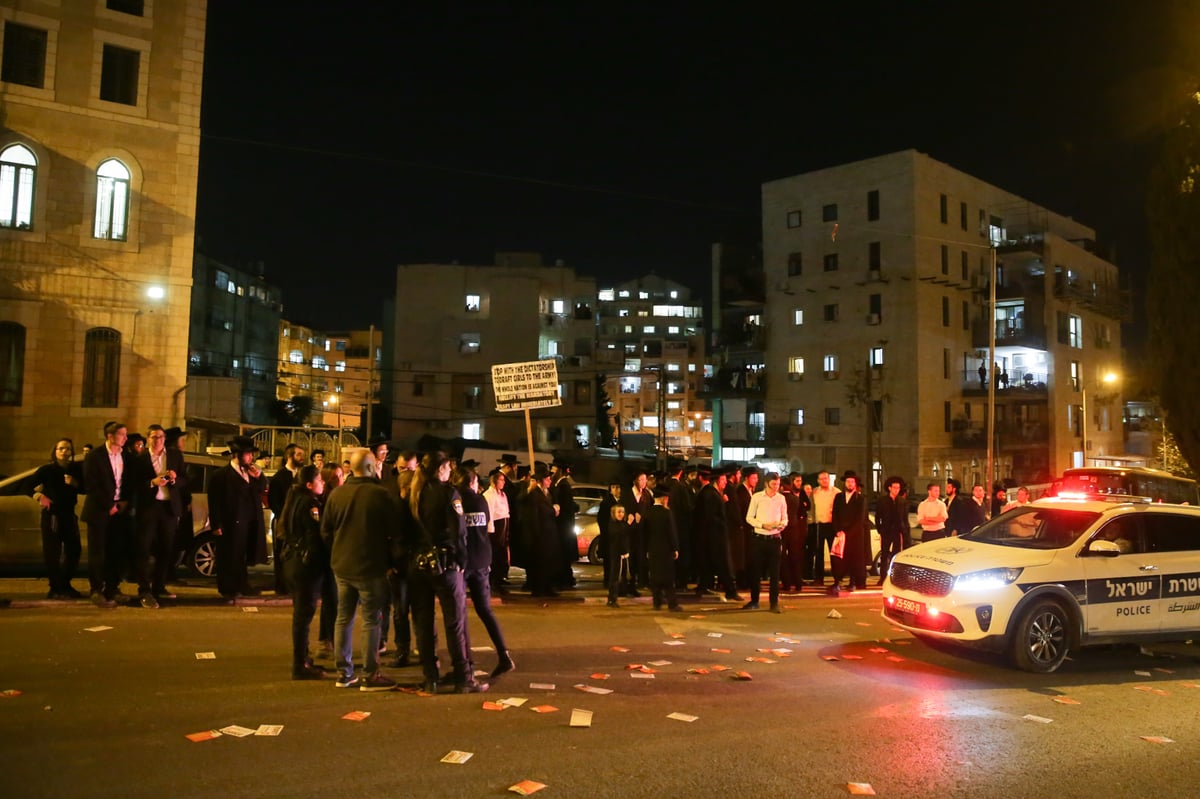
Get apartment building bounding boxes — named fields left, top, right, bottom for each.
left=762, top=150, right=1128, bottom=489
left=322, top=328, right=382, bottom=431
left=390, top=252, right=597, bottom=451
left=0, top=0, right=206, bottom=473
left=595, top=273, right=710, bottom=458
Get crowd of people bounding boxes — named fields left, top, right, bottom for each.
left=23, top=422, right=1035, bottom=692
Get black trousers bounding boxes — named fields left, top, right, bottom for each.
left=42, top=512, right=81, bottom=592
left=465, top=567, right=507, bottom=655
left=409, top=564, right=471, bottom=684
left=748, top=534, right=782, bottom=606
left=318, top=562, right=337, bottom=642
left=136, top=501, right=178, bottom=595
left=284, top=556, right=324, bottom=671
left=489, top=518, right=510, bottom=586
left=87, top=509, right=131, bottom=598
left=385, top=569, right=412, bottom=657
left=808, top=521, right=835, bottom=583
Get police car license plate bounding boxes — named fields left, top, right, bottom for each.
left=893, top=597, right=924, bottom=615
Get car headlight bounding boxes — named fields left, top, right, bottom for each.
left=954, top=567, right=1023, bottom=591
left=574, top=525, right=582, bottom=536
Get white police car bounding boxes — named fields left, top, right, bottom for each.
left=882, top=496, right=1200, bottom=672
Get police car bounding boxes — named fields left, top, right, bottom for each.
left=881, top=495, right=1200, bottom=673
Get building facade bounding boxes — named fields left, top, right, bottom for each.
left=322, top=328, right=382, bottom=431
left=390, top=252, right=597, bottom=451
left=595, top=274, right=710, bottom=459
left=188, top=253, right=281, bottom=424
left=761, top=150, right=1128, bottom=490
left=0, top=0, right=206, bottom=473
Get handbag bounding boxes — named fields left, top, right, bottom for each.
left=830, top=530, right=846, bottom=558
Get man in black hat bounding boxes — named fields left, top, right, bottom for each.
left=268, top=442, right=307, bottom=596
left=368, top=434, right=394, bottom=483
left=207, top=436, right=269, bottom=602
left=520, top=463, right=560, bottom=598
left=830, top=470, right=868, bottom=595
left=645, top=485, right=683, bottom=611
left=497, top=454, right=523, bottom=570
left=693, top=465, right=741, bottom=602
left=551, top=457, right=578, bottom=589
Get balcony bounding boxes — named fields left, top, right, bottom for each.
left=698, top=367, right=767, bottom=398
left=971, top=316, right=1047, bottom=350
left=951, top=419, right=1050, bottom=449
left=961, top=369, right=1049, bottom=396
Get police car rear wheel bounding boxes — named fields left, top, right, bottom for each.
left=1012, top=600, right=1069, bottom=673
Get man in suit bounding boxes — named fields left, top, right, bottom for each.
left=207, top=436, right=269, bottom=602
left=130, top=424, right=187, bottom=608
left=622, top=469, right=654, bottom=595
left=693, top=465, right=741, bottom=602
left=81, top=421, right=133, bottom=608
left=830, top=470, right=869, bottom=595
left=268, top=442, right=306, bottom=596
left=368, top=435, right=395, bottom=483
left=551, top=458, right=579, bottom=589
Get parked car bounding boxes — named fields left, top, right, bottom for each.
left=0, top=452, right=273, bottom=579
left=882, top=496, right=1200, bottom=673
left=575, top=502, right=603, bottom=563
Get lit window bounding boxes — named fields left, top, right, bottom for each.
left=795, top=408, right=805, bottom=425
left=289, top=350, right=304, bottom=364
left=94, top=159, right=130, bottom=240
left=618, top=290, right=630, bottom=298
left=1068, top=315, right=1083, bottom=349
left=668, top=326, right=680, bottom=334
left=823, top=354, right=839, bottom=378
left=643, top=326, right=656, bottom=334
left=670, top=290, right=678, bottom=299
left=0, top=144, right=36, bottom=230
left=643, top=415, right=658, bottom=428
left=623, top=325, right=633, bottom=333
left=335, top=360, right=346, bottom=372
left=551, top=299, right=565, bottom=314
left=666, top=362, right=681, bottom=371
left=462, top=422, right=481, bottom=439
left=460, top=333, right=481, bottom=354
left=465, top=294, right=481, bottom=311
left=599, top=289, right=615, bottom=301
left=870, top=347, right=884, bottom=367
left=311, top=356, right=327, bottom=370
left=688, top=364, right=696, bottom=372
left=793, top=309, right=804, bottom=325
left=618, top=309, right=630, bottom=317
left=788, top=357, right=805, bottom=375
left=639, top=291, right=649, bottom=299
left=324, top=340, right=330, bottom=351
left=667, top=401, right=681, bottom=410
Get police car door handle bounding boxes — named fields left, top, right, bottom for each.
left=1138, top=564, right=1159, bottom=571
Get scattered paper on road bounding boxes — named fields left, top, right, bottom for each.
left=195, top=652, right=216, bottom=660
left=569, top=709, right=593, bottom=727
left=1022, top=714, right=1053, bottom=724
left=869, top=647, right=889, bottom=654
left=841, top=655, right=863, bottom=661
left=885, top=656, right=905, bottom=663
left=500, top=697, right=528, bottom=707
left=509, top=779, right=546, bottom=795
left=827, top=610, right=843, bottom=619
left=1153, top=667, right=1175, bottom=674
left=609, top=646, right=630, bottom=653
left=1135, top=670, right=1153, bottom=677
left=342, top=711, right=371, bottom=721
left=847, top=782, right=877, bottom=795
left=1140, top=736, right=1175, bottom=744
left=686, top=668, right=709, bottom=675
left=821, top=655, right=839, bottom=661
left=590, top=673, right=610, bottom=680
left=574, top=684, right=613, bottom=694
left=630, top=672, right=654, bottom=679
left=710, top=665, right=731, bottom=672
left=470, top=645, right=495, bottom=652
left=482, top=701, right=507, bottom=711
left=855, top=622, right=871, bottom=627
left=255, top=725, right=283, bottom=736
left=219, top=725, right=256, bottom=737
left=530, top=705, right=558, bottom=713
left=711, top=647, right=731, bottom=654
left=440, top=750, right=473, bottom=764
left=669, top=632, right=686, bottom=639
left=241, top=606, right=258, bottom=613
left=1052, top=697, right=1081, bottom=706
left=1, top=689, right=21, bottom=698
left=648, top=660, right=671, bottom=666
left=185, top=730, right=221, bottom=742
left=1135, top=686, right=1169, bottom=696
left=731, top=671, right=753, bottom=681
left=667, top=712, right=698, bottom=722
left=689, top=614, right=706, bottom=619
left=529, top=682, right=556, bottom=690
left=83, top=625, right=113, bottom=632
left=663, top=640, right=686, bottom=646
left=707, top=632, right=723, bottom=638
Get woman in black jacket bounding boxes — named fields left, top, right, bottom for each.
left=278, top=465, right=329, bottom=680
left=453, top=465, right=514, bottom=679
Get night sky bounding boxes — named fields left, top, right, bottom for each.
left=195, top=1, right=1199, bottom=342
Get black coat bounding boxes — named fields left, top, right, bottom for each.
left=645, top=504, right=678, bottom=578
left=207, top=463, right=270, bottom=565
left=460, top=486, right=492, bottom=572
left=130, top=447, right=187, bottom=518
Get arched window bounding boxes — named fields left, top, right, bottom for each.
left=82, top=327, right=121, bottom=407
left=93, top=159, right=130, bottom=241
left=0, top=321, right=25, bottom=405
left=0, top=144, right=36, bottom=230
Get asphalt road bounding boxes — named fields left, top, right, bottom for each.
left=1, top=565, right=1198, bottom=799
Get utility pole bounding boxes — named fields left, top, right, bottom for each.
left=365, top=323, right=375, bottom=443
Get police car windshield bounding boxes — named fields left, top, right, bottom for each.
left=960, top=508, right=1102, bottom=549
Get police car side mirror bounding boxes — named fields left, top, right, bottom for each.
left=1088, top=539, right=1122, bottom=557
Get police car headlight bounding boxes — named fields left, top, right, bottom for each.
left=954, top=567, right=1023, bottom=591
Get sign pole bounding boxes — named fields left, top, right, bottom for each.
left=525, top=408, right=536, bottom=473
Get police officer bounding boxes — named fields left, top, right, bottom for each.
left=408, top=453, right=487, bottom=694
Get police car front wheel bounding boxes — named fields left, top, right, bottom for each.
left=1011, top=599, right=1070, bottom=673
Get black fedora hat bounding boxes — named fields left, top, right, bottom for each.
left=228, top=435, right=260, bottom=454
left=497, top=453, right=520, bottom=465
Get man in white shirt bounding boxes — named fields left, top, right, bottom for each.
left=744, top=472, right=788, bottom=612
left=809, top=470, right=838, bottom=585
left=917, top=483, right=949, bottom=541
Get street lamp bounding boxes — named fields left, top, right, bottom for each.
left=1081, top=371, right=1119, bottom=466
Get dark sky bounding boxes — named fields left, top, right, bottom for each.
left=195, top=1, right=1199, bottom=339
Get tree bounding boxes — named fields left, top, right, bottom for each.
left=1147, top=88, right=1200, bottom=471
left=594, top=373, right=615, bottom=447
left=270, top=395, right=314, bottom=426
left=1158, top=427, right=1196, bottom=479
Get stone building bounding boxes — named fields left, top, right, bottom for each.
left=762, top=150, right=1128, bottom=490
left=0, top=0, right=206, bottom=472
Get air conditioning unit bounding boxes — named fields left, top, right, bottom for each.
left=866, top=313, right=880, bottom=325
left=788, top=372, right=803, bottom=382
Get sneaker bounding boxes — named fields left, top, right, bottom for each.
left=335, top=674, right=359, bottom=689
left=491, top=652, right=515, bottom=679
left=139, top=593, right=160, bottom=610
left=360, top=672, right=397, bottom=692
